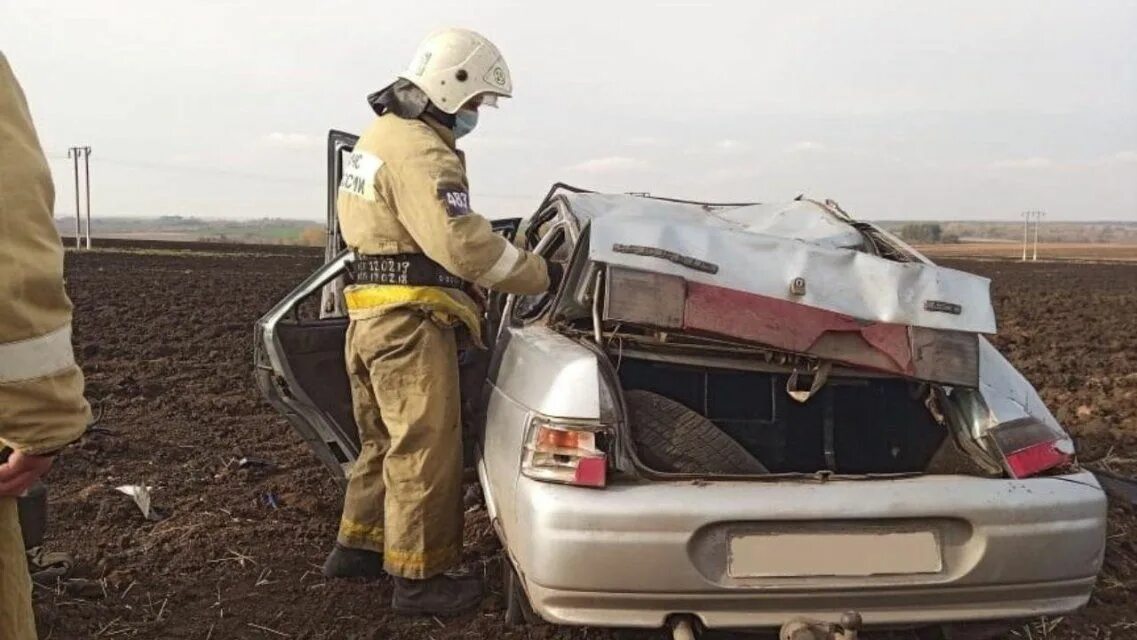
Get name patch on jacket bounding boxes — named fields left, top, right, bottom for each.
left=438, top=185, right=470, bottom=217
left=339, top=151, right=384, bottom=202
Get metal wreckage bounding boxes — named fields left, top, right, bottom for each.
left=252, top=132, right=1107, bottom=640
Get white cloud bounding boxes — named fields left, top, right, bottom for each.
left=714, top=139, right=746, bottom=153
left=988, top=156, right=1055, bottom=170
left=626, top=136, right=665, bottom=148
left=566, top=156, right=649, bottom=174
left=786, top=141, right=827, bottom=153
left=1107, top=150, right=1137, bottom=164
left=261, top=132, right=320, bottom=150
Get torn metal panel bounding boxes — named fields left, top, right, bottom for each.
left=566, top=193, right=867, bottom=250
left=976, top=338, right=1063, bottom=431
left=909, top=328, right=980, bottom=388
left=602, top=267, right=685, bottom=328
left=679, top=280, right=980, bottom=386
left=566, top=192, right=996, bottom=334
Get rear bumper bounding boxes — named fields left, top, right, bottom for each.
left=508, top=471, right=1106, bottom=629
left=527, top=577, right=1095, bottom=628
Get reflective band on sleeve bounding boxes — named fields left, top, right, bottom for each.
left=0, top=324, right=76, bottom=383
left=476, top=240, right=521, bottom=288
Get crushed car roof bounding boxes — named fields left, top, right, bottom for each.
left=558, top=191, right=997, bottom=335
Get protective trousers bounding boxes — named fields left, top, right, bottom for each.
left=337, top=309, right=463, bottom=579
left=0, top=497, right=34, bottom=639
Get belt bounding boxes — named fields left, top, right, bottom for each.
left=349, top=253, right=465, bottom=289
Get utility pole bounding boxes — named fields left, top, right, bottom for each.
left=82, top=146, right=92, bottom=249
left=66, top=146, right=92, bottom=249
left=68, top=147, right=82, bottom=249
left=1021, top=211, right=1030, bottom=261
left=1021, top=210, right=1044, bottom=262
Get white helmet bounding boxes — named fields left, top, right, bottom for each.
left=399, top=28, right=512, bottom=115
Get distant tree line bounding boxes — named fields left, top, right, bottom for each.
left=897, top=223, right=959, bottom=244
left=296, top=226, right=324, bottom=246
left=198, top=225, right=325, bottom=246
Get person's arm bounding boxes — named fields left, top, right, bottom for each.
left=384, top=128, right=550, bottom=296
left=0, top=53, right=90, bottom=494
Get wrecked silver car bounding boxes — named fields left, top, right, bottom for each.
left=254, top=132, right=1106, bottom=637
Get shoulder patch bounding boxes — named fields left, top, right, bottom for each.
left=339, top=151, right=384, bottom=202
left=438, top=185, right=471, bottom=217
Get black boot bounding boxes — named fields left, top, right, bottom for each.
left=322, top=543, right=385, bottom=579
left=391, top=574, right=483, bottom=616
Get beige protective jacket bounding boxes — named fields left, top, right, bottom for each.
left=336, top=113, right=549, bottom=335
left=0, top=52, right=90, bottom=455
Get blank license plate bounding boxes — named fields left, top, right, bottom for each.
left=728, top=530, right=942, bottom=578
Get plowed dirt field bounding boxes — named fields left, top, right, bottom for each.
left=30, top=242, right=1137, bottom=640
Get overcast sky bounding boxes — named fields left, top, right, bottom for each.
left=2, top=0, right=1135, bottom=221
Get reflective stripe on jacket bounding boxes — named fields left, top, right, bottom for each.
left=343, top=284, right=485, bottom=347
left=0, top=52, right=91, bottom=454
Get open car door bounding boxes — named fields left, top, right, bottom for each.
left=253, top=130, right=521, bottom=482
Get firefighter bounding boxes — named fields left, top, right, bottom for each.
left=0, top=52, right=91, bottom=639
left=322, top=28, right=561, bottom=615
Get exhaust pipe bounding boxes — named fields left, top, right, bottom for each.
left=671, top=617, right=698, bottom=640
left=669, top=611, right=863, bottom=640
left=780, top=611, right=863, bottom=640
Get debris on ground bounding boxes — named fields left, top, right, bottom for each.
left=238, top=455, right=278, bottom=471
left=114, top=484, right=165, bottom=521
left=27, top=548, right=75, bottom=584
left=261, top=492, right=282, bottom=509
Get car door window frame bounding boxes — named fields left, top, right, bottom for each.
left=500, top=203, right=578, bottom=332
left=321, top=130, right=360, bottom=319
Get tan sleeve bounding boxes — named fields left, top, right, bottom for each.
left=0, top=52, right=91, bottom=454
left=384, top=127, right=550, bottom=296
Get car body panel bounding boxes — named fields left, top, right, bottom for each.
left=525, top=577, right=1096, bottom=628
left=255, top=252, right=357, bottom=480
left=490, top=325, right=601, bottom=421
left=975, top=338, right=1065, bottom=432
left=502, top=470, right=1105, bottom=628
left=567, top=192, right=997, bottom=334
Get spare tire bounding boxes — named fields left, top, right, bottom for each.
left=625, top=389, right=769, bottom=475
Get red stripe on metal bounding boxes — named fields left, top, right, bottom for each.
left=682, top=282, right=914, bottom=375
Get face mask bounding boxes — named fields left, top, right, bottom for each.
left=453, top=109, right=479, bottom=139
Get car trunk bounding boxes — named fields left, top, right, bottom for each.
left=565, top=236, right=1000, bottom=476
left=614, top=354, right=964, bottom=476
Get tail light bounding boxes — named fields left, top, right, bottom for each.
left=521, top=416, right=609, bottom=488
left=987, top=418, right=1074, bottom=478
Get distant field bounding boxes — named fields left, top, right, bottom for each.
left=55, top=216, right=324, bottom=246
left=917, top=242, right=1137, bottom=262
